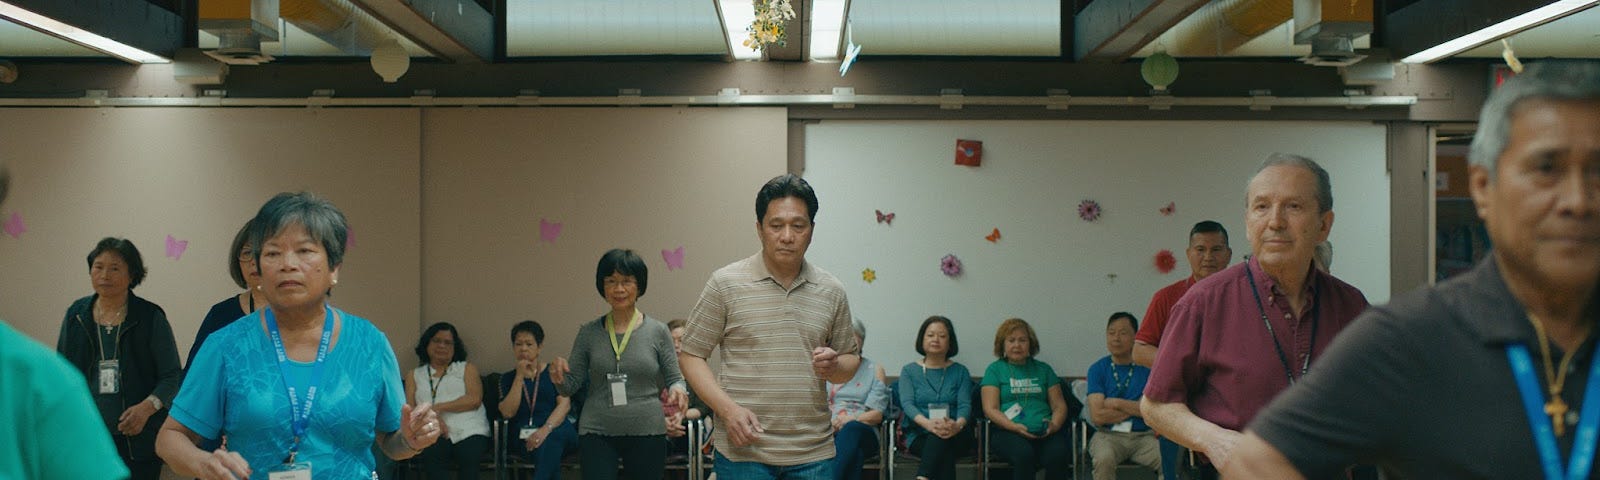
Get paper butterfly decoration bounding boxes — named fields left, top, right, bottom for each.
left=840, top=22, right=863, bottom=77
left=1078, top=200, right=1102, bottom=222
left=662, top=246, right=685, bottom=271
left=985, top=228, right=1001, bottom=243
left=2, top=212, right=23, bottom=238
left=1160, top=202, right=1176, bottom=216
left=165, top=235, right=189, bottom=261
left=538, top=218, right=563, bottom=243
left=862, top=268, right=876, bottom=283
left=1155, top=249, right=1177, bottom=274
left=875, top=210, right=895, bottom=225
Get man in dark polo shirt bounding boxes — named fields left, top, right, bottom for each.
left=1141, top=153, right=1370, bottom=480
left=1224, top=61, right=1600, bottom=479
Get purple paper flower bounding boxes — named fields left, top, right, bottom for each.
left=941, top=254, right=963, bottom=277
left=1078, top=199, right=1102, bottom=222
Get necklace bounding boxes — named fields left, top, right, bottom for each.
left=95, top=301, right=126, bottom=334
left=1527, top=312, right=1587, bottom=437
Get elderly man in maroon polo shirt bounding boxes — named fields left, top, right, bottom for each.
left=1140, top=153, right=1370, bottom=480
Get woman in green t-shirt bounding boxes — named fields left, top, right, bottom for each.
left=980, top=318, right=1071, bottom=480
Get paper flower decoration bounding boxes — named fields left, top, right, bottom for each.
left=862, top=268, right=876, bottom=283
left=985, top=228, right=1001, bottom=243
left=1160, top=202, right=1175, bottom=216
left=940, top=254, right=963, bottom=277
left=1155, top=249, right=1177, bottom=274
left=1078, top=200, right=1102, bottom=222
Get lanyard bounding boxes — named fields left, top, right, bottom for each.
left=1244, top=266, right=1318, bottom=385
left=605, top=310, right=641, bottom=365
left=1110, top=363, right=1133, bottom=397
left=426, top=364, right=445, bottom=401
left=1507, top=343, right=1600, bottom=480
left=923, top=363, right=949, bottom=399
left=522, top=368, right=544, bottom=427
left=265, top=305, right=334, bottom=462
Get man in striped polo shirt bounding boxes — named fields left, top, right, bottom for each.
left=680, top=173, right=863, bottom=479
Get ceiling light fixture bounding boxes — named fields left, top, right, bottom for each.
left=0, top=2, right=169, bottom=63
left=1399, top=1, right=1597, bottom=64
left=719, top=0, right=762, bottom=60
left=809, top=0, right=847, bottom=60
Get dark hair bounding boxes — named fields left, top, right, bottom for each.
left=226, top=219, right=258, bottom=289
left=1107, top=312, right=1139, bottom=332
left=511, top=320, right=545, bottom=345
left=1254, top=153, right=1333, bottom=213
left=594, top=248, right=649, bottom=298
left=1189, top=220, right=1230, bottom=246
left=249, top=192, right=349, bottom=270
left=416, top=322, right=468, bottom=364
left=914, top=315, right=960, bottom=358
left=86, top=237, right=148, bottom=289
left=993, top=318, right=1041, bottom=358
left=667, top=318, right=687, bottom=330
left=755, top=173, right=819, bottom=222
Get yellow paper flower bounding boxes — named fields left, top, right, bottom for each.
left=862, top=268, right=876, bottom=284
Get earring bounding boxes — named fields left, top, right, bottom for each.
left=255, top=285, right=262, bottom=291
left=332, top=279, right=339, bottom=286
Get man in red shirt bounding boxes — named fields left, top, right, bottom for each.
left=1141, top=154, right=1370, bottom=480
left=1132, top=221, right=1232, bottom=367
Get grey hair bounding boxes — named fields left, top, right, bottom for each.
left=1469, top=61, right=1600, bottom=173
left=852, top=316, right=867, bottom=343
left=1314, top=240, right=1333, bottom=272
left=249, top=191, right=350, bottom=269
left=1254, top=153, right=1333, bottom=213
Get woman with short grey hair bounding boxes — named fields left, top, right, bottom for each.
left=827, top=317, right=889, bottom=480
left=158, top=192, right=442, bottom=480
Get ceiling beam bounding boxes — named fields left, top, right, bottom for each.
left=1074, top=0, right=1210, bottom=62
left=350, top=0, right=494, bottom=63
left=766, top=0, right=809, bottom=61
left=1386, top=0, right=1583, bottom=61
left=0, top=0, right=182, bottom=62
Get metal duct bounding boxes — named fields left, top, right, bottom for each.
left=280, top=0, right=394, bottom=55
left=1294, top=0, right=1372, bottom=66
left=1165, top=0, right=1293, bottom=57
left=199, top=0, right=278, bottom=65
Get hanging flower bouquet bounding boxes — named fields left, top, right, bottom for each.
left=744, top=0, right=796, bottom=52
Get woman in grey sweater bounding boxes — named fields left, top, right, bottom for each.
left=551, top=248, right=688, bottom=480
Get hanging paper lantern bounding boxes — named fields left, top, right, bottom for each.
left=370, top=38, right=411, bottom=83
left=1141, top=51, right=1179, bottom=91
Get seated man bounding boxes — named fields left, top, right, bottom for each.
left=1088, top=312, right=1160, bottom=480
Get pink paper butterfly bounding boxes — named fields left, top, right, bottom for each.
left=538, top=218, right=562, bottom=243
left=875, top=210, right=895, bottom=225
left=165, top=235, right=189, bottom=260
left=1160, top=202, right=1176, bottom=216
left=662, top=246, right=685, bottom=271
left=2, top=212, right=23, bottom=238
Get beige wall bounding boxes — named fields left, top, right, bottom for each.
left=0, top=108, right=423, bottom=361
left=420, top=107, right=788, bottom=373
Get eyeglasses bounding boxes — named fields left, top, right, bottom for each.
left=237, top=251, right=255, bottom=263
left=603, top=278, right=637, bottom=288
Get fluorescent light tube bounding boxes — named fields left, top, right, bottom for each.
left=0, top=2, right=169, bottom=63
left=1400, top=1, right=1597, bottom=64
left=720, top=0, right=762, bottom=60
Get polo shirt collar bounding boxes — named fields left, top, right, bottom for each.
left=1447, top=256, right=1541, bottom=345
left=748, top=252, right=817, bottom=289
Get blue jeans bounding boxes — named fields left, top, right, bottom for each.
left=831, top=421, right=879, bottom=480
left=510, top=421, right=577, bottom=480
left=1159, top=436, right=1180, bottom=480
left=714, top=452, right=834, bottom=480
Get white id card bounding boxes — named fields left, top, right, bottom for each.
left=267, top=461, right=312, bottom=480
left=520, top=427, right=537, bottom=440
left=97, top=359, right=120, bottom=394
left=928, top=403, right=950, bottom=421
left=607, top=373, right=628, bottom=406
left=1112, top=420, right=1134, bottom=433
left=1003, top=403, right=1023, bottom=421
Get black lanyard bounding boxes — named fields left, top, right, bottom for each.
left=1244, top=266, right=1318, bottom=385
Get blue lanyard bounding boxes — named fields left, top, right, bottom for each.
left=265, top=305, right=334, bottom=462
left=1507, top=343, right=1600, bottom=480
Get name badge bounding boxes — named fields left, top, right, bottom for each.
left=97, top=359, right=120, bottom=395
left=1003, top=402, right=1023, bottom=421
left=928, top=403, right=950, bottom=421
left=1112, top=420, right=1134, bottom=433
left=607, top=373, right=628, bottom=407
left=520, top=427, right=537, bottom=440
left=267, top=461, right=312, bottom=480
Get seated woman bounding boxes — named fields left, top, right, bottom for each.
left=497, top=320, right=576, bottom=480
left=828, top=317, right=889, bottom=480
left=897, top=315, right=974, bottom=480
left=980, top=318, right=1070, bottom=480
left=406, top=322, right=491, bottom=479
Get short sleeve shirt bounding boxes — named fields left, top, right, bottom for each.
left=981, top=358, right=1061, bottom=435
left=679, top=253, right=860, bottom=466
left=172, top=309, right=404, bottom=480
left=0, top=320, right=129, bottom=479
left=1086, top=355, right=1152, bottom=431
left=1135, top=277, right=1196, bottom=346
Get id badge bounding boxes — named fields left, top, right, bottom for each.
left=97, top=359, right=120, bottom=395
left=928, top=403, right=950, bottom=421
left=1003, top=402, right=1023, bottom=421
left=267, top=461, right=312, bottom=480
left=520, top=427, right=537, bottom=440
left=607, top=373, right=628, bottom=406
left=1112, top=420, right=1134, bottom=433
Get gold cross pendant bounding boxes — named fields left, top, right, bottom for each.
left=1547, top=398, right=1569, bottom=437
